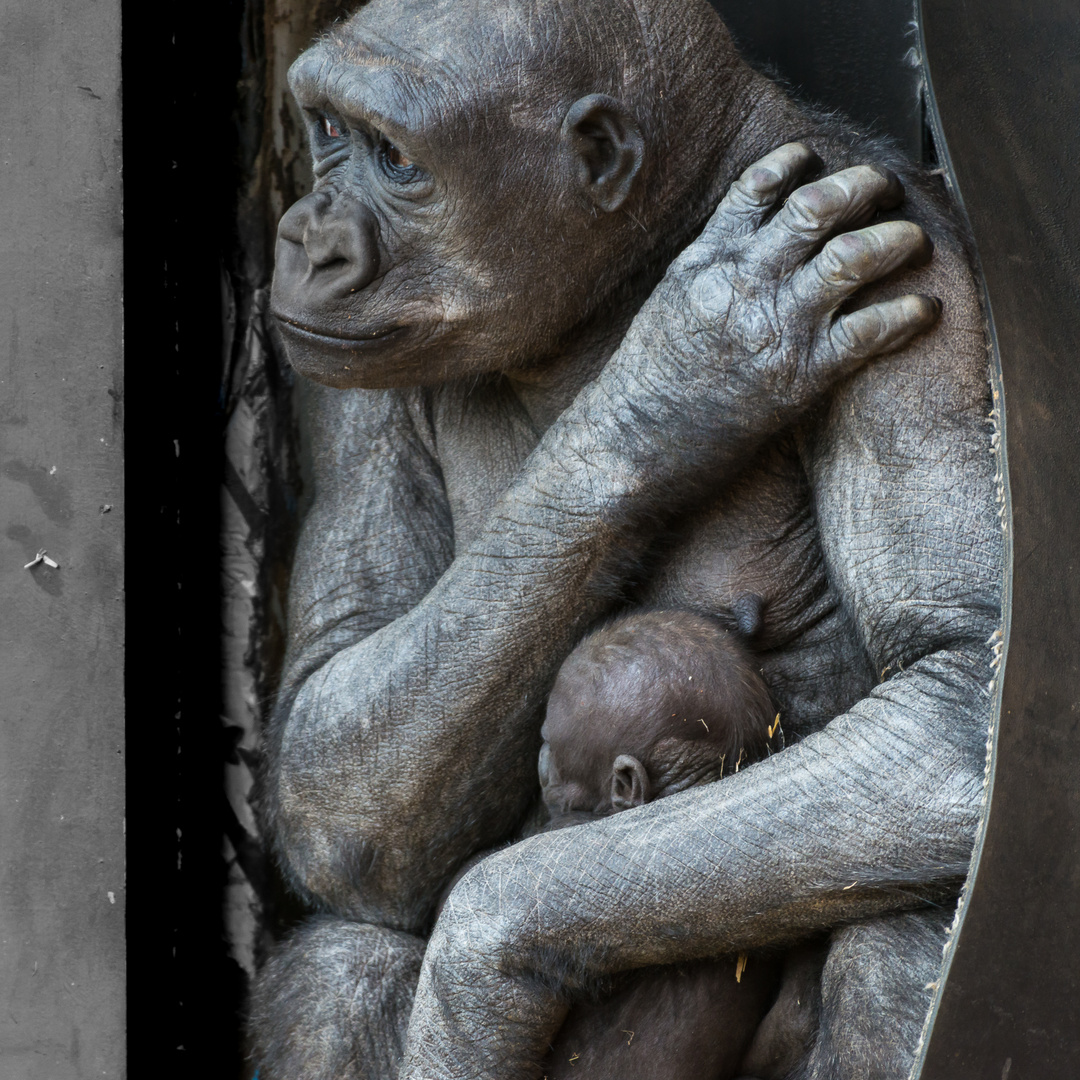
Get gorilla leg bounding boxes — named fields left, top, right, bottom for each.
left=247, top=916, right=425, bottom=1080
left=797, top=910, right=950, bottom=1080
left=739, top=941, right=829, bottom=1080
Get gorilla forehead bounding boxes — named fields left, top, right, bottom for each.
left=329, top=0, right=631, bottom=79
left=287, top=38, right=458, bottom=145
left=289, top=0, right=718, bottom=138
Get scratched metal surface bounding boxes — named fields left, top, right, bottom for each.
left=0, top=1, right=124, bottom=1076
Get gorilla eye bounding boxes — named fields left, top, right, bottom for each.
left=386, top=144, right=413, bottom=169
left=320, top=115, right=343, bottom=139
left=379, top=138, right=420, bottom=182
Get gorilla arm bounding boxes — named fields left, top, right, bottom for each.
left=397, top=194, right=1003, bottom=1077
left=266, top=147, right=943, bottom=932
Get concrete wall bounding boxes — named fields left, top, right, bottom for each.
left=0, top=1, right=124, bottom=1076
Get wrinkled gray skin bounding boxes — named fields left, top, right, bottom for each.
left=249, top=1, right=1002, bottom=1077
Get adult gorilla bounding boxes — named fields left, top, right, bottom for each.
left=249, top=0, right=1002, bottom=1077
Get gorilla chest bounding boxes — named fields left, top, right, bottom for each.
left=636, top=437, right=875, bottom=735
left=639, top=437, right=828, bottom=637
left=431, top=389, right=873, bottom=736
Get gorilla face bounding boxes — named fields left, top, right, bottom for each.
left=270, top=0, right=658, bottom=389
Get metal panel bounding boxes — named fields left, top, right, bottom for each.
left=711, top=0, right=923, bottom=158
left=917, top=0, right=1080, bottom=1074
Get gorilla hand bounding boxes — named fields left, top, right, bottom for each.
left=580, top=142, right=939, bottom=488
left=402, top=680, right=975, bottom=1080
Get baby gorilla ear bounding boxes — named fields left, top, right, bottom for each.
left=562, top=94, right=644, bottom=213
left=610, top=754, right=652, bottom=811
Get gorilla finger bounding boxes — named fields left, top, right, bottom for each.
left=762, top=165, right=905, bottom=269
left=791, top=220, right=934, bottom=312
left=705, top=143, right=822, bottom=240
left=827, top=295, right=942, bottom=372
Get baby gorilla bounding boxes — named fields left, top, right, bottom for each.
left=540, top=607, right=775, bottom=820
left=538, top=609, right=786, bottom=1080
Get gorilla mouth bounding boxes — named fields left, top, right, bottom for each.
left=275, top=317, right=408, bottom=348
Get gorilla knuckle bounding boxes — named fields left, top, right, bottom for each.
left=718, top=183, right=764, bottom=227
left=750, top=142, right=815, bottom=187
left=673, top=235, right=724, bottom=277
left=892, top=220, right=930, bottom=255
left=736, top=166, right=782, bottom=200
left=771, top=140, right=814, bottom=166
left=844, top=163, right=891, bottom=193
left=685, top=266, right=734, bottom=324
left=786, top=182, right=842, bottom=235
left=740, top=306, right=781, bottom=352
left=784, top=185, right=832, bottom=231
left=819, top=233, right=872, bottom=282
left=833, top=308, right=884, bottom=355
left=830, top=316, right=860, bottom=356
left=898, top=293, right=937, bottom=326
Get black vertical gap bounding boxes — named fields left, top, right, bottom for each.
left=920, top=87, right=939, bottom=169
left=124, top=0, right=247, bottom=1075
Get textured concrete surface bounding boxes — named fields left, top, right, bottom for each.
left=0, top=1, right=124, bottom=1076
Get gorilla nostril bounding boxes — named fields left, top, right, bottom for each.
left=309, top=254, right=350, bottom=273
left=276, top=192, right=381, bottom=298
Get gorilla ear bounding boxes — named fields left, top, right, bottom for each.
left=610, top=754, right=652, bottom=811
left=562, top=94, right=644, bottom=214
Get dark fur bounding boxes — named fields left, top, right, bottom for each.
left=249, top=0, right=1001, bottom=1077
left=544, top=956, right=780, bottom=1080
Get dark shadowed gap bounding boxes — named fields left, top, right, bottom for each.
left=710, top=0, right=923, bottom=159
left=123, top=0, right=248, bottom=1075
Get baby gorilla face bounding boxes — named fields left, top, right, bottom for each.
left=540, top=610, right=776, bottom=822
left=537, top=737, right=618, bottom=819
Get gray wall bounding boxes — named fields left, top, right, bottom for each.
left=0, top=1, right=124, bottom=1076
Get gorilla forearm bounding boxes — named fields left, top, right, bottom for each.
left=274, top=359, right=834, bottom=925
left=401, top=252, right=1003, bottom=1075
left=274, top=366, right=762, bottom=926
left=401, top=644, right=990, bottom=1079
left=270, top=145, right=940, bottom=929
left=403, top=199, right=1001, bottom=1068
left=273, top=419, right=649, bottom=928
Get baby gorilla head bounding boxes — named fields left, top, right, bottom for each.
left=540, top=610, right=775, bottom=821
